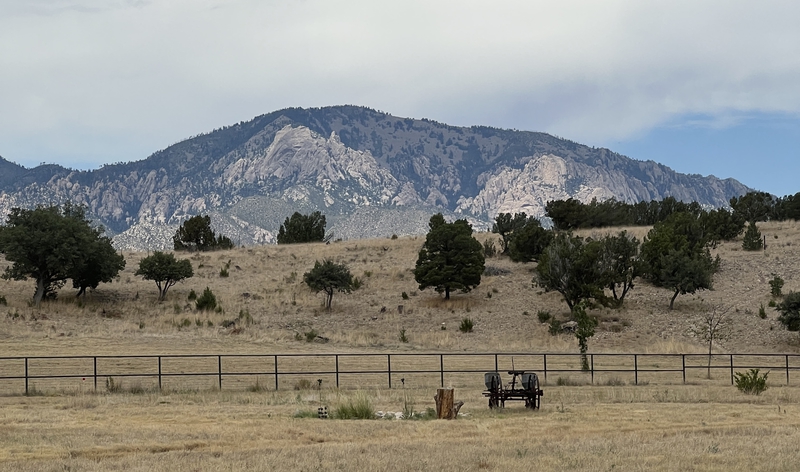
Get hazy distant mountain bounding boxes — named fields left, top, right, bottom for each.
left=0, top=106, right=750, bottom=250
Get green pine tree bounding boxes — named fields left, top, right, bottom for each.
left=414, top=214, right=485, bottom=300
left=742, top=221, right=763, bottom=251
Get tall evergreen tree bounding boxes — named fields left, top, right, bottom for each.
left=507, top=218, right=553, bottom=263
left=174, top=215, right=234, bottom=251
left=742, top=221, right=763, bottom=251
left=414, top=214, right=485, bottom=300
left=277, top=211, right=328, bottom=244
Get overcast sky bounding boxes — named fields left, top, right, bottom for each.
left=1, top=0, right=798, bottom=195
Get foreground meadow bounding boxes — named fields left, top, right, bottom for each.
left=1, top=385, right=798, bottom=471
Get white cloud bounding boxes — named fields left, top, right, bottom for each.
left=1, top=0, right=799, bottom=166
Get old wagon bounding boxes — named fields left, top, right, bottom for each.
left=483, top=370, right=543, bottom=409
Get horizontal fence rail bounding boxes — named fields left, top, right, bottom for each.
left=1, top=353, right=799, bottom=395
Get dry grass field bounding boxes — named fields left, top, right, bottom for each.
left=1, top=386, right=800, bottom=471
left=1, top=221, right=799, bottom=470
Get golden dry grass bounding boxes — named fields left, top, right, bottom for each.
left=1, top=385, right=799, bottom=471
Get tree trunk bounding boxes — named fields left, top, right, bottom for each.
left=669, top=290, right=680, bottom=310
left=34, top=277, right=46, bottom=307
left=444, top=287, right=450, bottom=300
left=434, top=388, right=462, bottom=419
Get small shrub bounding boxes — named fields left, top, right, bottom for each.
left=399, top=329, right=409, bottom=343
left=391, top=234, right=398, bottom=240
left=363, top=270, right=373, bottom=278
left=293, top=409, right=318, bottom=418
left=770, top=275, right=785, bottom=297
left=537, top=310, right=551, bottom=323
left=138, top=321, right=145, bottom=329
left=195, top=318, right=203, bottom=327
left=548, top=317, right=561, bottom=336
left=304, top=329, right=318, bottom=342
left=247, top=377, right=266, bottom=392
left=180, top=318, right=192, bottom=327
left=768, top=300, right=777, bottom=308
left=459, top=317, right=474, bottom=333
left=221, top=319, right=236, bottom=328
left=219, top=268, right=229, bottom=278
left=106, top=377, right=122, bottom=393
left=334, top=393, right=375, bottom=419
left=483, top=239, right=497, bottom=258
left=401, top=291, right=409, bottom=300
left=352, top=277, right=363, bottom=290
left=187, top=289, right=197, bottom=301
left=0, top=295, right=6, bottom=306
left=195, top=287, right=217, bottom=311
left=759, top=304, right=767, bottom=319
left=294, top=379, right=313, bottom=390
left=127, top=383, right=146, bottom=395
left=486, top=291, right=492, bottom=299
left=238, top=309, right=253, bottom=325
left=734, top=368, right=769, bottom=395
left=206, top=320, right=213, bottom=327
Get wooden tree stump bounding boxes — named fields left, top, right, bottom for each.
left=434, top=388, right=464, bottom=419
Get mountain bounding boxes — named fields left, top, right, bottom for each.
left=0, top=106, right=750, bottom=250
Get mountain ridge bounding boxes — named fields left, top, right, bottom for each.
left=0, top=106, right=750, bottom=250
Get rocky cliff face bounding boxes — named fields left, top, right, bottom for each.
left=0, top=106, right=750, bottom=250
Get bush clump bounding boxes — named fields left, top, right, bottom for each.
left=537, top=310, right=551, bottom=323
left=195, top=287, right=217, bottom=311
left=734, top=368, right=769, bottom=395
left=459, top=317, right=474, bottom=333
left=334, top=393, right=375, bottom=419
left=770, top=275, right=785, bottom=297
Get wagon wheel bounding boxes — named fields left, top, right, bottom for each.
left=488, top=394, right=498, bottom=409
left=526, top=376, right=541, bottom=409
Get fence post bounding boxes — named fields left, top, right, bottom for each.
left=387, top=354, right=392, bottom=389
left=24, top=357, right=28, bottom=395
left=274, top=355, right=279, bottom=391
left=158, top=356, right=162, bottom=391
left=787, top=355, right=790, bottom=385
left=335, top=355, right=340, bottom=388
left=634, top=354, right=638, bottom=385
left=543, top=354, right=547, bottom=383
left=590, top=355, right=594, bottom=384
left=440, top=354, right=444, bottom=388
left=93, top=357, right=97, bottom=392
left=494, top=353, right=498, bottom=372
left=682, top=354, right=686, bottom=384
left=218, top=355, right=223, bottom=390
left=730, top=355, right=734, bottom=385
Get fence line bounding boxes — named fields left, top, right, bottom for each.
left=1, top=352, right=798, bottom=395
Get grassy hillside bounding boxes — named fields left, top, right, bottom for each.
left=0, top=221, right=798, bottom=357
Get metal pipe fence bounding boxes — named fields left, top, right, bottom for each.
left=1, top=352, right=798, bottom=395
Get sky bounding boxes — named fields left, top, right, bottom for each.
left=1, top=0, right=798, bottom=196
